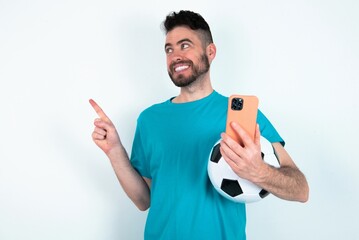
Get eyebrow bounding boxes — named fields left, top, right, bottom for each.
left=165, top=38, right=194, bottom=49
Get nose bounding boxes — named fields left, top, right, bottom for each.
left=168, top=47, right=184, bottom=63
left=171, top=53, right=182, bottom=63
left=167, top=55, right=182, bottom=69
left=173, top=55, right=182, bottom=62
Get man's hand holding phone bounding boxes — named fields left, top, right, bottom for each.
left=220, top=122, right=268, bottom=183
left=221, top=95, right=268, bottom=182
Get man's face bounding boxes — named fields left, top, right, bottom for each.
left=165, top=26, right=210, bottom=87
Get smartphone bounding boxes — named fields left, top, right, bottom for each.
left=225, top=95, right=259, bottom=145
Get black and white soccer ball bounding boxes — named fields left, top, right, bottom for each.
left=208, top=136, right=280, bottom=203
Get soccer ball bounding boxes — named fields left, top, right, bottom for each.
left=207, top=136, right=280, bottom=203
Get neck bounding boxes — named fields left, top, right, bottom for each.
left=172, top=74, right=213, bottom=103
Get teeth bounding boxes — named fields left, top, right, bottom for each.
left=175, top=65, right=189, bottom=72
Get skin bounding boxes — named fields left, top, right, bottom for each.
left=164, top=26, right=216, bottom=103
left=89, top=99, right=151, bottom=210
left=90, top=26, right=309, bottom=211
left=220, top=123, right=309, bottom=202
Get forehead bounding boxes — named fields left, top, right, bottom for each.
left=165, top=26, right=202, bottom=45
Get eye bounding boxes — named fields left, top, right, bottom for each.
left=165, top=47, right=173, bottom=54
left=181, top=43, right=190, bottom=50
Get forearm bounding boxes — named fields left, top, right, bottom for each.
left=107, top=146, right=151, bottom=211
left=219, top=124, right=309, bottom=203
left=89, top=100, right=151, bottom=210
left=254, top=164, right=309, bottom=202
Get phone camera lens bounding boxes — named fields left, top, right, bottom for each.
left=231, top=98, right=243, bottom=110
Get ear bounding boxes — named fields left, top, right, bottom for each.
left=207, top=43, right=217, bottom=62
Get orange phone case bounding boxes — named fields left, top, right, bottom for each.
left=225, top=95, right=259, bottom=145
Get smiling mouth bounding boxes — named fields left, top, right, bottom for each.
left=171, top=61, right=192, bottom=73
left=174, top=65, right=190, bottom=72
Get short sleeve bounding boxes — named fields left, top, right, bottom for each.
left=257, top=109, right=285, bottom=146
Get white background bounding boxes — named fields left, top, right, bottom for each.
left=1, top=0, right=358, bottom=239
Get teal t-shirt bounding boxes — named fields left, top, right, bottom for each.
left=130, top=91, right=283, bottom=240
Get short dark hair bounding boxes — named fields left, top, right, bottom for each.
left=162, top=10, right=214, bottom=46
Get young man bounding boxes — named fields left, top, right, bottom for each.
left=90, top=10, right=309, bottom=240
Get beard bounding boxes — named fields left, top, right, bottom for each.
left=168, top=54, right=210, bottom=87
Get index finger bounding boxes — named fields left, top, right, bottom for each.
left=89, top=99, right=110, bottom=121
